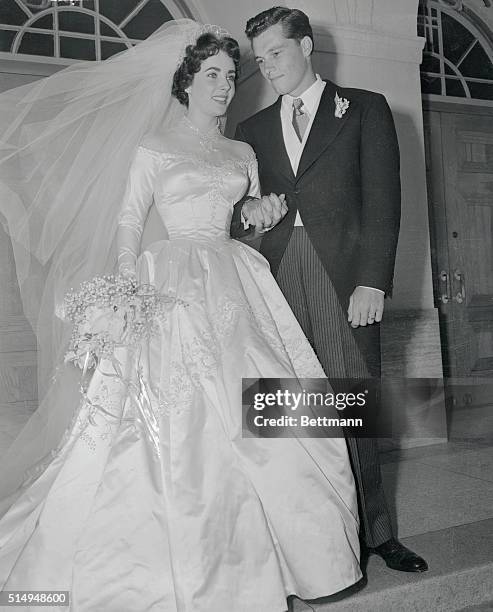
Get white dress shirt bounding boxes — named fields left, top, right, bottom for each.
left=281, top=74, right=326, bottom=226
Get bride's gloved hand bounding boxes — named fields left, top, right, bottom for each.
left=242, top=193, right=287, bottom=235
left=118, top=263, right=137, bottom=281
left=117, top=244, right=138, bottom=281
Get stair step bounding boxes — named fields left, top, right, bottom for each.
left=292, top=518, right=493, bottom=612
left=456, top=604, right=493, bottom=611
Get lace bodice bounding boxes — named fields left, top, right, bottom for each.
left=117, top=136, right=260, bottom=276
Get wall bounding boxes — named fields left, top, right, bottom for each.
left=467, top=0, right=493, bottom=30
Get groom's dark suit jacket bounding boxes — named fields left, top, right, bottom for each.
left=233, top=80, right=401, bottom=374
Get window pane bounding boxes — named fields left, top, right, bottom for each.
left=101, top=40, right=129, bottom=60
left=100, top=22, right=120, bottom=37
left=432, top=26, right=439, bottom=53
left=58, top=10, right=95, bottom=35
left=32, top=14, right=54, bottom=30
left=421, top=74, right=442, bottom=95
left=1, top=0, right=177, bottom=61
left=441, top=12, right=474, bottom=64
left=123, top=0, right=173, bottom=39
left=417, top=9, right=428, bottom=38
left=421, top=53, right=441, bottom=73
left=0, top=0, right=28, bottom=26
left=60, top=35, right=95, bottom=60
left=467, top=81, right=493, bottom=101
left=18, top=32, right=54, bottom=56
left=446, top=78, right=467, bottom=97
left=99, top=0, right=139, bottom=28
left=460, top=42, right=493, bottom=81
left=0, top=30, right=16, bottom=52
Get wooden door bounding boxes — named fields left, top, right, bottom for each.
left=424, top=103, right=493, bottom=382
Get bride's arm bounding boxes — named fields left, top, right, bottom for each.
left=117, top=146, right=160, bottom=278
left=242, top=154, right=286, bottom=236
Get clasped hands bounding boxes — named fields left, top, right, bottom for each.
left=241, top=193, right=288, bottom=234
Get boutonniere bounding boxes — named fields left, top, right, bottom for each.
left=334, top=92, right=350, bottom=118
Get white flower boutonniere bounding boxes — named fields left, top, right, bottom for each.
left=334, top=92, right=350, bottom=119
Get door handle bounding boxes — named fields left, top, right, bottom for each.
left=439, top=270, right=451, bottom=304
left=453, top=269, right=466, bottom=303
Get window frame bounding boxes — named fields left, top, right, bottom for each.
left=0, top=0, right=196, bottom=63
left=419, top=0, right=493, bottom=103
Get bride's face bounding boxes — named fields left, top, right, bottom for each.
left=187, top=51, right=236, bottom=117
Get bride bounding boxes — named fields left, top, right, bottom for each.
left=0, top=20, right=361, bottom=611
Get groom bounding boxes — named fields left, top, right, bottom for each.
left=233, top=7, right=427, bottom=572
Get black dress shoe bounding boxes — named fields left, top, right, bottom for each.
left=369, top=538, right=428, bottom=572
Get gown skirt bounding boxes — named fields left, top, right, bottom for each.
left=0, top=235, right=361, bottom=612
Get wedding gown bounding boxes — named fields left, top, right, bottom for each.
left=0, top=125, right=361, bottom=611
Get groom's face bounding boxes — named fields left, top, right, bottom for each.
left=252, top=23, right=313, bottom=97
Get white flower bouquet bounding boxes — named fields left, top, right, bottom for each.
left=62, top=274, right=184, bottom=370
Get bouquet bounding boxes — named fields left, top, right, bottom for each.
left=61, top=274, right=184, bottom=370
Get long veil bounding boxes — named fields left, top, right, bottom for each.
left=0, top=18, right=205, bottom=515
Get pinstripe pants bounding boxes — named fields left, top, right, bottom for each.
left=276, top=227, right=393, bottom=548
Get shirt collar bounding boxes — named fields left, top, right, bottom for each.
left=282, top=74, right=325, bottom=115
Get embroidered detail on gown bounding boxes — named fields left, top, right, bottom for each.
left=0, top=135, right=361, bottom=612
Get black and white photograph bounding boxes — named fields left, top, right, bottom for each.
left=0, top=1, right=492, bottom=611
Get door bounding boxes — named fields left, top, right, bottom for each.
left=424, top=103, right=493, bottom=386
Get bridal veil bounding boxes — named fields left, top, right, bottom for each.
left=0, top=19, right=215, bottom=514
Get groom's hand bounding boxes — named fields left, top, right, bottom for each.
left=242, top=193, right=287, bottom=233
left=348, top=286, right=384, bottom=328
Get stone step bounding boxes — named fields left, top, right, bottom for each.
left=291, top=518, right=493, bottom=612
left=456, top=604, right=493, bottom=611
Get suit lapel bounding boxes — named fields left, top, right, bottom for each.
left=261, top=98, right=295, bottom=182
left=296, top=80, right=351, bottom=180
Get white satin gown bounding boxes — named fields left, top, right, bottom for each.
left=0, top=136, right=361, bottom=611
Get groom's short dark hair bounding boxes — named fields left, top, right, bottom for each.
left=245, top=7, right=313, bottom=48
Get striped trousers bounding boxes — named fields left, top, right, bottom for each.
left=276, top=227, right=393, bottom=548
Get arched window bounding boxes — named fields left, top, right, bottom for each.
left=418, top=0, right=493, bottom=100
left=0, top=0, right=195, bottom=61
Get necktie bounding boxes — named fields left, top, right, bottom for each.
left=292, top=98, right=309, bottom=142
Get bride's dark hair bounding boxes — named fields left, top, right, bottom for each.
left=172, top=32, right=240, bottom=107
